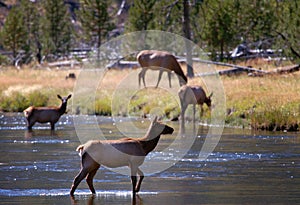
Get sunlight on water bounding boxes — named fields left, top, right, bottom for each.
left=0, top=188, right=157, bottom=197
left=13, top=139, right=70, bottom=144
left=0, top=113, right=299, bottom=204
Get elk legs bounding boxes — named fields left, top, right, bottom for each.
left=70, top=153, right=100, bottom=196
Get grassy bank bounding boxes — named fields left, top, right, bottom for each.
left=0, top=67, right=77, bottom=112
left=0, top=63, right=299, bottom=132
left=222, top=74, right=299, bottom=131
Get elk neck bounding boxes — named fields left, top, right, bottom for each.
left=58, top=101, right=68, bottom=115
left=139, top=136, right=161, bottom=155
left=139, top=127, right=162, bottom=155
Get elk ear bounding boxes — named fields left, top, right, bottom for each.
left=57, top=95, right=62, bottom=100
left=67, top=94, right=72, bottom=99
left=208, top=92, right=213, bottom=98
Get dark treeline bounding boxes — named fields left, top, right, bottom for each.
left=0, top=0, right=299, bottom=66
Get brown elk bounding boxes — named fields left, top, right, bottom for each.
left=137, top=50, right=188, bottom=88
left=23, top=94, right=72, bottom=130
left=70, top=117, right=174, bottom=196
left=178, top=85, right=212, bottom=123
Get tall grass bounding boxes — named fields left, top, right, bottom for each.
left=0, top=65, right=299, bottom=131
left=251, top=103, right=299, bottom=131
left=0, top=91, right=49, bottom=112
left=0, top=67, right=76, bottom=112
left=221, top=74, right=300, bottom=131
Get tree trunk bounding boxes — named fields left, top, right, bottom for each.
left=183, top=0, right=194, bottom=78
left=97, top=29, right=102, bottom=60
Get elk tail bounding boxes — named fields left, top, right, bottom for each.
left=76, top=145, right=85, bottom=157
left=23, top=107, right=33, bottom=118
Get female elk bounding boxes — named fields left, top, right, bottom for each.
left=70, top=117, right=174, bottom=196
left=23, top=94, right=72, bottom=130
left=178, top=85, right=212, bottom=123
left=137, top=50, right=187, bottom=88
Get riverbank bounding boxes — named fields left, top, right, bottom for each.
left=0, top=62, right=299, bottom=132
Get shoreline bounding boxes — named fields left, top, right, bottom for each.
left=1, top=112, right=299, bottom=135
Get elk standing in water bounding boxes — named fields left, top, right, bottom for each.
left=23, top=94, right=72, bottom=130
left=178, top=85, right=212, bottom=123
left=137, top=50, right=188, bottom=88
left=70, top=117, right=174, bottom=196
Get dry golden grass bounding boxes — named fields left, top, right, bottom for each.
left=221, top=73, right=300, bottom=117
left=0, top=61, right=299, bottom=131
left=185, top=60, right=299, bottom=110
left=0, top=67, right=78, bottom=94
left=0, top=67, right=78, bottom=109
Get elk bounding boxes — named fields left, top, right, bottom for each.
left=23, top=94, right=72, bottom=130
left=70, top=117, right=174, bottom=196
left=178, top=85, right=212, bottom=123
left=137, top=50, right=188, bottom=88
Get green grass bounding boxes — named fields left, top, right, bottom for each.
left=95, top=96, right=112, bottom=116
left=0, top=91, right=49, bottom=112
left=250, top=103, right=299, bottom=131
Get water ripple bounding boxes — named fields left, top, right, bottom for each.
left=0, top=188, right=157, bottom=197
left=12, top=139, right=70, bottom=144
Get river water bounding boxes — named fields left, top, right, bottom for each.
left=0, top=113, right=299, bottom=205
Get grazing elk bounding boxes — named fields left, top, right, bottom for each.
left=23, top=94, right=72, bottom=130
left=178, top=85, right=212, bottom=123
left=70, top=117, right=174, bottom=196
left=137, top=50, right=188, bottom=88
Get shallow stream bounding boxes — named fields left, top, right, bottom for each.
left=0, top=113, right=299, bottom=204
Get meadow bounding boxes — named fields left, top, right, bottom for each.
left=0, top=60, right=299, bottom=132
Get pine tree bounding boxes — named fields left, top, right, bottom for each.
left=199, top=0, right=236, bottom=61
left=43, top=0, right=73, bottom=57
left=275, top=0, right=300, bottom=63
left=237, top=0, right=276, bottom=45
left=126, top=0, right=156, bottom=32
left=1, top=6, right=26, bottom=65
left=77, top=0, right=114, bottom=59
left=153, top=0, right=182, bottom=33
left=19, top=0, right=41, bottom=63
